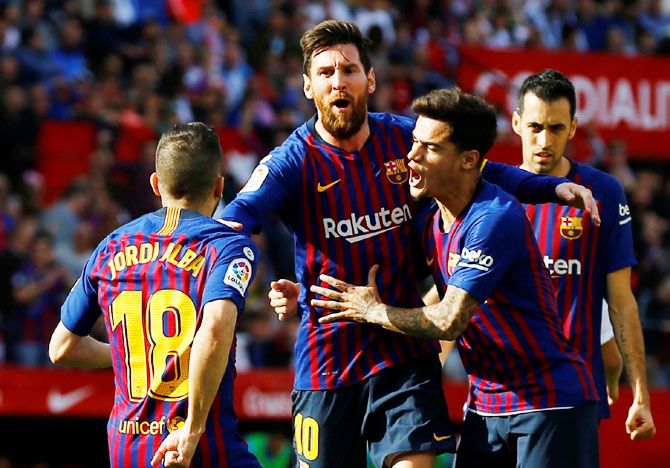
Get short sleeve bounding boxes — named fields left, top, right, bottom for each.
left=202, top=237, right=260, bottom=315
left=61, top=243, right=105, bottom=336
left=600, top=179, right=636, bottom=273
left=447, top=209, right=524, bottom=303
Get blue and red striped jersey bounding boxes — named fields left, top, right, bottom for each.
left=222, top=113, right=569, bottom=391
left=223, top=113, right=440, bottom=390
left=61, top=207, right=260, bottom=468
left=417, top=181, right=597, bottom=414
left=523, top=161, right=635, bottom=419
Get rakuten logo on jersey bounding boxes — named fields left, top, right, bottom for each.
left=456, top=247, right=494, bottom=272
left=544, top=256, right=582, bottom=276
left=323, top=204, right=411, bottom=243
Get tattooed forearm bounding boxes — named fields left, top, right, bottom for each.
left=382, top=286, right=479, bottom=340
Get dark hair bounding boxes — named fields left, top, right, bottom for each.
left=34, top=229, right=54, bottom=246
left=155, top=122, right=223, bottom=201
left=517, top=69, right=576, bottom=118
left=411, top=88, right=498, bottom=158
left=300, top=20, right=372, bottom=75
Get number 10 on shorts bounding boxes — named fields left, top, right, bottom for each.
left=294, top=413, right=319, bottom=461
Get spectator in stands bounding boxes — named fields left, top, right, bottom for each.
left=83, top=0, right=130, bottom=73
left=15, top=27, right=60, bottom=85
left=19, top=0, right=58, bottom=53
left=219, top=32, right=254, bottom=118
left=0, top=175, right=14, bottom=253
left=0, top=209, right=33, bottom=364
left=11, top=229, right=66, bottom=366
left=642, top=274, right=670, bottom=387
left=638, top=0, right=670, bottom=43
left=50, top=16, right=90, bottom=83
left=39, top=178, right=91, bottom=248
left=0, top=85, right=40, bottom=181
left=0, top=54, right=20, bottom=95
left=303, top=0, right=352, bottom=28
left=54, top=220, right=94, bottom=286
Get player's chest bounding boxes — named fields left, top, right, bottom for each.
left=525, top=205, right=598, bottom=245
left=305, top=151, right=411, bottom=202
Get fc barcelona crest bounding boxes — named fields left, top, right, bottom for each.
left=447, top=252, right=460, bottom=275
left=560, top=216, right=583, bottom=240
left=384, top=159, right=409, bottom=184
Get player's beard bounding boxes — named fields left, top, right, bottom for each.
left=315, top=91, right=368, bottom=139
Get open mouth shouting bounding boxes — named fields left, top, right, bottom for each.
left=330, top=95, right=352, bottom=112
left=408, top=163, right=426, bottom=199
left=409, top=165, right=422, bottom=188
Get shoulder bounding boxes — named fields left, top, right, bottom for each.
left=370, top=112, right=415, bottom=134
left=572, top=162, right=624, bottom=196
left=474, top=181, right=523, bottom=215
left=265, top=131, right=308, bottom=165
left=103, top=213, right=152, bottom=243
left=468, top=182, right=527, bottom=230
left=206, top=224, right=259, bottom=258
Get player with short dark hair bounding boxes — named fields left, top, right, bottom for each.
left=49, top=122, right=261, bottom=468
left=314, top=87, right=600, bottom=467
left=513, top=68, right=655, bottom=438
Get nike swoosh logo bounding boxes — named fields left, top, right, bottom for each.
left=317, top=179, right=341, bottom=192
left=426, top=258, right=434, bottom=266
left=433, top=433, right=453, bottom=441
left=47, top=386, right=95, bottom=414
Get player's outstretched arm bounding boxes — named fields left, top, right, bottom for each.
left=607, top=268, right=656, bottom=440
left=268, top=279, right=300, bottom=321
left=49, top=321, right=111, bottom=368
left=151, top=299, right=237, bottom=467
left=555, top=182, right=601, bottom=226
left=481, top=162, right=600, bottom=225
left=313, top=266, right=479, bottom=340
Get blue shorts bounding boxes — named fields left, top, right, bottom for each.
left=455, top=402, right=599, bottom=468
left=291, top=357, right=455, bottom=468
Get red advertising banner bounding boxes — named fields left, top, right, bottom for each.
left=457, top=46, right=670, bottom=161
left=0, top=366, right=467, bottom=420
left=1, top=366, right=668, bottom=466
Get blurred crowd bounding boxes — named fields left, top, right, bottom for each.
left=0, top=0, right=669, bottom=389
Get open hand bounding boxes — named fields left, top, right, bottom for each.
left=311, top=266, right=383, bottom=324
left=555, top=182, right=601, bottom=226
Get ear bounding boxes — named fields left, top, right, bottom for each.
left=512, top=110, right=522, bottom=137
left=367, top=67, right=376, bottom=94
left=568, top=116, right=577, bottom=140
left=462, top=150, right=480, bottom=171
left=150, top=172, right=161, bottom=196
left=303, top=74, right=313, bottom=99
left=214, top=176, right=224, bottom=199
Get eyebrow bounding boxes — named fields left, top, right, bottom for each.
left=315, top=62, right=359, bottom=71
left=412, top=133, right=447, bottom=150
left=528, top=121, right=567, bottom=128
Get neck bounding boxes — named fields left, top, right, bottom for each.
left=160, top=198, right=216, bottom=217
left=435, top=175, right=479, bottom=232
left=551, top=157, right=571, bottom=177
left=315, top=116, right=370, bottom=152
left=522, top=156, right=571, bottom=177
